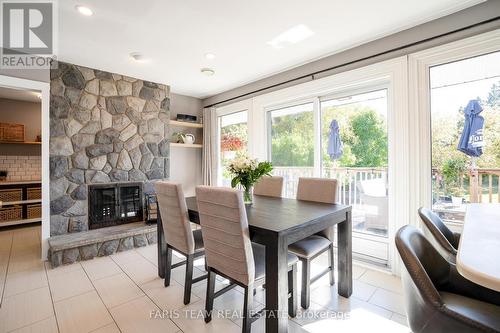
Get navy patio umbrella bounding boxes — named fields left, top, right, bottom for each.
left=457, top=99, right=484, bottom=157
left=327, top=119, right=343, bottom=160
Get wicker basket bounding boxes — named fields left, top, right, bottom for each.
left=0, top=205, right=22, bottom=222
left=0, top=123, right=24, bottom=142
left=27, top=204, right=41, bottom=219
left=27, top=187, right=42, bottom=200
left=0, top=188, right=22, bottom=202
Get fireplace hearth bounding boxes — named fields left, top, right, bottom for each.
left=88, top=182, right=144, bottom=230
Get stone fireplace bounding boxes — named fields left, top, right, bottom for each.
left=88, top=182, right=143, bottom=230
left=49, top=61, right=170, bottom=235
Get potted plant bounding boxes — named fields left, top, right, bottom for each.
left=228, top=154, right=273, bottom=205
left=0, top=170, right=7, bottom=181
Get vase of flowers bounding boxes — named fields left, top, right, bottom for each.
left=228, top=155, right=273, bottom=205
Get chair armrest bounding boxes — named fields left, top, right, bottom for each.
left=445, top=264, right=500, bottom=306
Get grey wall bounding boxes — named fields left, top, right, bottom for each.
left=0, top=98, right=41, bottom=156
left=169, top=93, right=203, bottom=196
left=203, top=1, right=500, bottom=107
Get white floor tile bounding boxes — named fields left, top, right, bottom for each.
left=93, top=273, right=144, bottom=308
left=368, top=288, right=405, bottom=315
left=48, top=267, right=94, bottom=302
left=81, top=256, right=123, bottom=281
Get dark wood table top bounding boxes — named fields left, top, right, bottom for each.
left=185, top=195, right=351, bottom=236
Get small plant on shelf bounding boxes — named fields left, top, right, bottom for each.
left=0, top=170, right=7, bottom=181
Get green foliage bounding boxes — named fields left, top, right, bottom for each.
left=229, top=161, right=273, bottom=191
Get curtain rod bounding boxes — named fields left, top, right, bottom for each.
left=205, top=17, right=500, bottom=108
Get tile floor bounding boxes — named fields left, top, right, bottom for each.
left=0, top=224, right=411, bottom=333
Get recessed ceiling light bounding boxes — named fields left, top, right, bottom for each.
left=267, top=24, right=314, bottom=49
left=205, top=53, right=215, bottom=60
left=75, top=5, right=93, bottom=16
left=201, top=68, right=215, bottom=76
left=130, top=52, right=148, bottom=63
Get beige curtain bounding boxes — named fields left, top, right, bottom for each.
left=202, top=107, right=218, bottom=185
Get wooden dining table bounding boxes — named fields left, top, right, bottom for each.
left=157, top=195, right=353, bottom=333
left=457, top=203, right=500, bottom=292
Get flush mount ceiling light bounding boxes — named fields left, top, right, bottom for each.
left=205, top=53, right=216, bottom=60
left=75, top=5, right=93, bottom=16
left=201, top=68, right=215, bottom=76
left=267, top=24, right=314, bottom=49
left=130, top=52, right=148, bottom=63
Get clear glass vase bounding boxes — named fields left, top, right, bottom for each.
left=243, top=186, right=253, bottom=206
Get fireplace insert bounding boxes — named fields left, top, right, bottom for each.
left=88, top=182, right=144, bottom=229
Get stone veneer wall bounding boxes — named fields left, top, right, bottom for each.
left=49, top=62, right=170, bottom=235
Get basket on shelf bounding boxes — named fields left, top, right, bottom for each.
left=0, top=188, right=22, bottom=202
left=0, top=205, right=22, bottom=222
left=27, top=187, right=42, bottom=200
left=0, top=123, right=25, bottom=142
left=27, top=204, right=41, bottom=219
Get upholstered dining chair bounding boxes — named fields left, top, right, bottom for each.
left=155, top=181, right=207, bottom=305
left=195, top=186, right=298, bottom=333
left=288, top=177, right=337, bottom=309
left=418, top=207, right=460, bottom=262
left=396, top=225, right=500, bottom=333
left=253, top=176, right=284, bottom=198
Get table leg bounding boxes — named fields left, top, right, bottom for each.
left=337, top=210, right=352, bottom=297
left=157, top=212, right=166, bottom=278
left=265, top=235, right=289, bottom=333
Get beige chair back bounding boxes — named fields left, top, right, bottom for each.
left=195, top=186, right=255, bottom=286
left=155, top=181, right=195, bottom=254
left=297, top=177, right=338, bottom=240
left=253, top=176, right=283, bottom=198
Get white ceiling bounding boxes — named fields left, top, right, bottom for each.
left=58, top=0, right=485, bottom=99
left=0, top=87, right=41, bottom=103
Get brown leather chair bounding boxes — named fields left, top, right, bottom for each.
left=396, top=225, right=500, bottom=333
left=418, top=207, right=460, bottom=262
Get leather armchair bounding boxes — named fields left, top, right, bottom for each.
left=418, top=207, right=460, bottom=263
left=396, top=225, right=500, bottom=333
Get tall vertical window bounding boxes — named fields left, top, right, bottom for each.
left=430, top=51, right=500, bottom=225
left=321, top=90, right=389, bottom=238
left=268, top=102, right=314, bottom=197
left=219, top=111, right=248, bottom=186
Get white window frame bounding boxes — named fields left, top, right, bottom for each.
left=218, top=57, right=408, bottom=273
left=408, top=29, right=500, bottom=230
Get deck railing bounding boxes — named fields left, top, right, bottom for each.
left=273, top=166, right=387, bottom=204
left=275, top=166, right=500, bottom=204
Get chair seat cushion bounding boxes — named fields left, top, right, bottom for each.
left=440, top=292, right=500, bottom=331
left=252, top=243, right=298, bottom=281
left=288, top=235, right=331, bottom=258
left=193, top=229, right=204, bottom=251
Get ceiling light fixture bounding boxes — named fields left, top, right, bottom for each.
left=267, top=24, right=314, bottom=49
left=205, top=53, right=216, bottom=60
left=75, top=5, right=93, bottom=16
left=201, top=68, right=215, bottom=76
left=130, top=52, right=148, bottom=63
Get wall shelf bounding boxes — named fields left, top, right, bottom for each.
left=0, top=199, right=42, bottom=207
left=0, top=141, right=41, bottom=145
left=169, top=120, right=203, bottom=129
left=0, top=218, right=41, bottom=227
left=170, top=142, right=203, bottom=148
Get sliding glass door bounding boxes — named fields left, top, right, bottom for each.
left=430, top=51, right=500, bottom=229
left=267, top=89, right=390, bottom=264
left=268, top=102, right=315, bottom=197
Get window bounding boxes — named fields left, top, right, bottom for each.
left=321, top=90, right=389, bottom=237
left=430, top=51, right=500, bottom=224
left=268, top=102, right=314, bottom=197
left=218, top=110, right=248, bottom=187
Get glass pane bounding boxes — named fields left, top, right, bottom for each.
left=321, top=90, right=388, bottom=237
left=219, top=111, right=248, bottom=187
left=430, top=51, right=500, bottom=224
left=269, top=103, right=314, bottom=198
